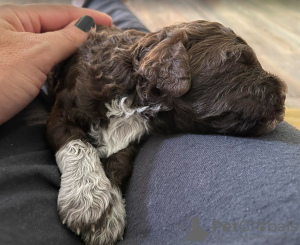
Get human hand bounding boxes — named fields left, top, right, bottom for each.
left=0, top=4, right=112, bottom=125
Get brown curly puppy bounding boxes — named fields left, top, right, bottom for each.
left=46, top=20, right=287, bottom=245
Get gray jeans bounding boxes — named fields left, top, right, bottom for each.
left=121, top=122, right=300, bottom=245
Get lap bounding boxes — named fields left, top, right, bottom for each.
left=122, top=122, right=300, bottom=244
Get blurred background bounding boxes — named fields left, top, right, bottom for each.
left=1, top=0, right=299, bottom=129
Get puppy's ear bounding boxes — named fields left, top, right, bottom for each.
left=136, top=30, right=191, bottom=98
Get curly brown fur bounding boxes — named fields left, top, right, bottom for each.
left=46, top=21, right=287, bottom=245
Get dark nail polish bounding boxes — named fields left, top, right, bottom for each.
left=75, top=15, right=95, bottom=32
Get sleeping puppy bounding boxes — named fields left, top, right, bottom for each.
left=46, top=20, right=287, bottom=245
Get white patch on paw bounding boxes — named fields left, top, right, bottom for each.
left=56, top=140, right=112, bottom=232
left=83, top=185, right=126, bottom=245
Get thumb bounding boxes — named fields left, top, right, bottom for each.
left=42, top=15, right=95, bottom=69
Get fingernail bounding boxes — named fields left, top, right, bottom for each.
left=75, top=15, right=95, bottom=32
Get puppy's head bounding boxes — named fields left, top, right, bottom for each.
left=133, top=20, right=287, bottom=136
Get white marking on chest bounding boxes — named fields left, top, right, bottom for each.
left=89, top=97, right=157, bottom=158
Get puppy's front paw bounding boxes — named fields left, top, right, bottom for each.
left=82, top=186, right=126, bottom=245
left=56, top=140, right=114, bottom=234
left=56, top=140, right=126, bottom=244
left=58, top=171, right=112, bottom=234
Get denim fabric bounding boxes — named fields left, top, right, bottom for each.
left=121, top=122, right=300, bottom=245
left=0, top=98, right=82, bottom=245
left=83, top=0, right=149, bottom=32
